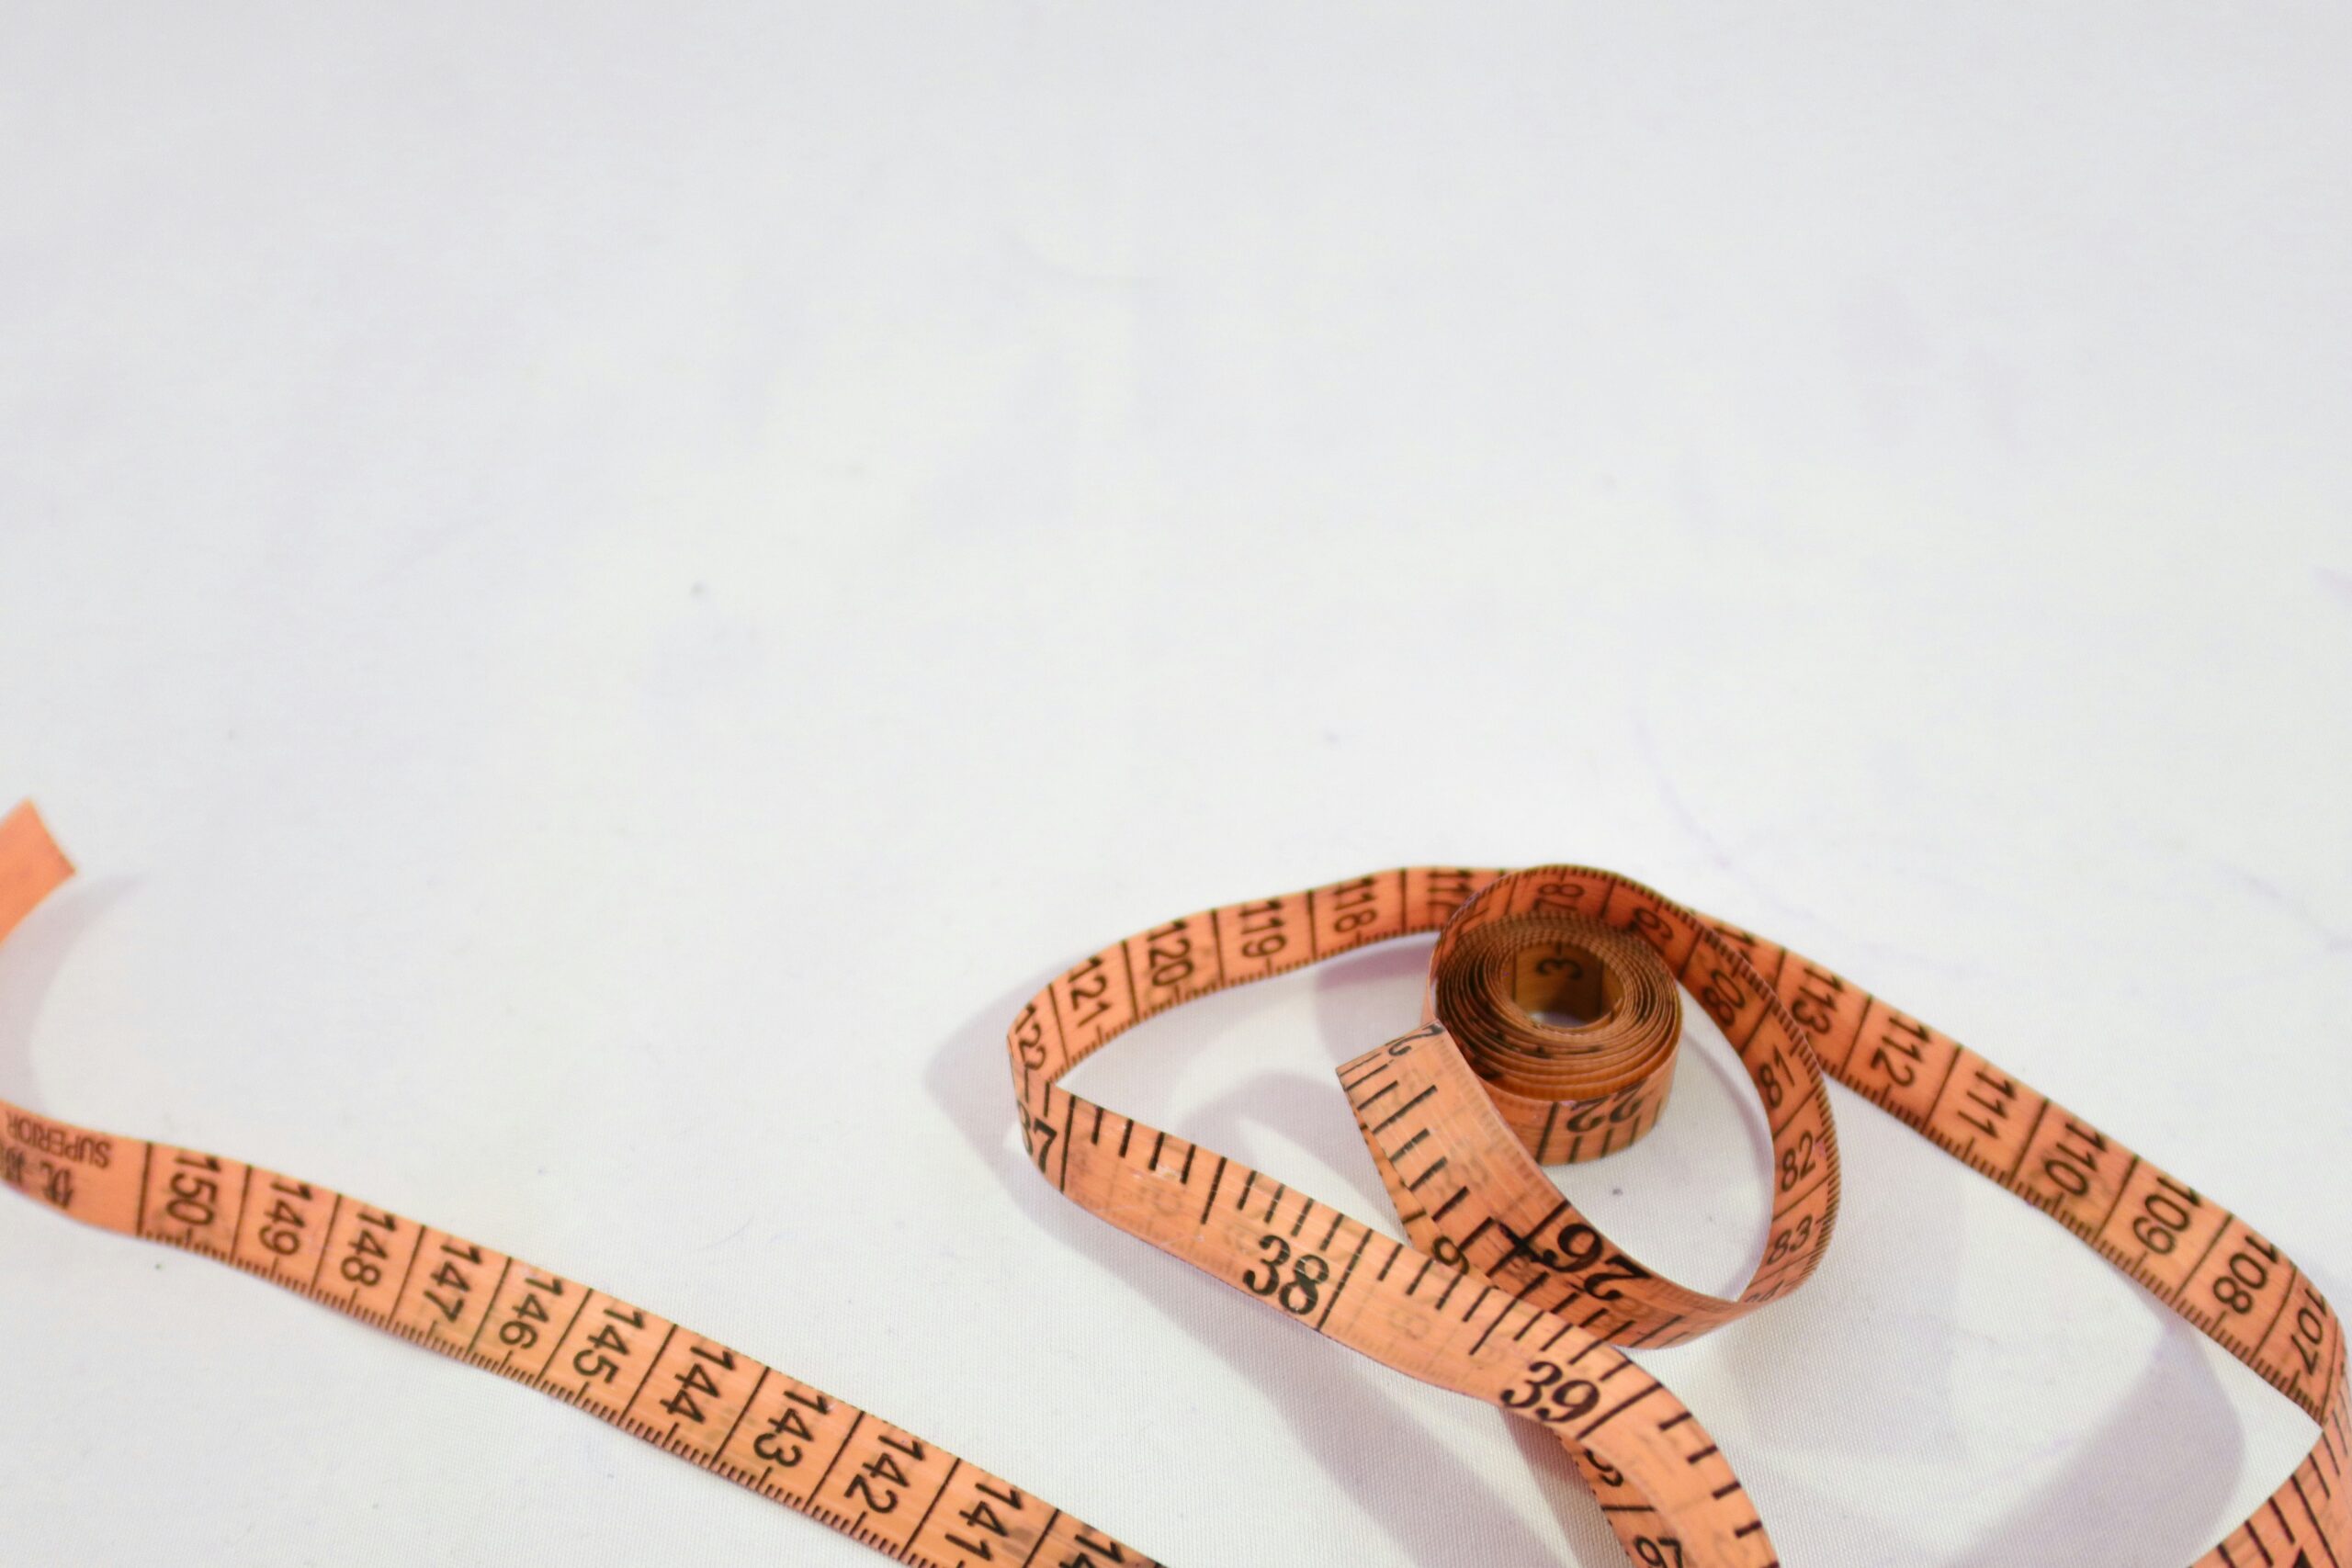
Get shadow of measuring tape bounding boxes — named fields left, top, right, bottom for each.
left=922, top=913, right=2278, bottom=1568
left=0, top=874, right=134, bottom=1128
left=923, top=956, right=1635, bottom=1566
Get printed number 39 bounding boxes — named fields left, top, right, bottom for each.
left=1501, top=1360, right=1601, bottom=1425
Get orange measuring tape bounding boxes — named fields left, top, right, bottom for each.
left=6, top=801, right=2346, bottom=1565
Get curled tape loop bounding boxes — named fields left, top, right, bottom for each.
left=1009, top=863, right=2346, bottom=1567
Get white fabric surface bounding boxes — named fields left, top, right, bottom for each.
left=3, top=6, right=2347, bottom=1564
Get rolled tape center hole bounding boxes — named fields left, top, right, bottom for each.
left=1510, top=940, right=1620, bottom=1031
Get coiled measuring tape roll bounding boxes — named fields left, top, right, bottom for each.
left=1012, top=867, right=2347, bottom=1566
left=8, top=803, right=2347, bottom=1565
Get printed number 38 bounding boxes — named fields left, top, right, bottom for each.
left=1240, top=1234, right=1329, bottom=1316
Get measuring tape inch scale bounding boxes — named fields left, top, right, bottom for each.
left=6, top=802, right=2346, bottom=1565
left=1011, top=865, right=2347, bottom=1567
left=0, top=804, right=1156, bottom=1568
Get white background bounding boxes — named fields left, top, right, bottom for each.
left=4, top=5, right=2348, bottom=1564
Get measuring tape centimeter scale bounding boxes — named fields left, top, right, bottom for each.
left=0, top=803, right=1154, bottom=1568
left=6, top=800, right=2346, bottom=1565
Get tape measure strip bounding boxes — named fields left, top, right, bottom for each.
left=1010, top=864, right=2349, bottom=1567
left=0, top=804, right=1156, bottom=1568
left=6, top=806, right=2345, bottom=1566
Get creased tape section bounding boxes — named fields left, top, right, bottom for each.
left=6, top=800, right=2347, bottom=1566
